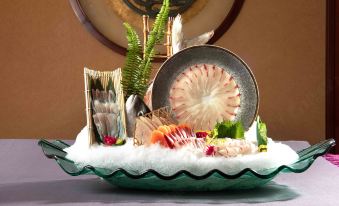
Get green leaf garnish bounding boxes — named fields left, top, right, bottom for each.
left=256, top=116, right=268, bottom=152
left=211, top=121, right=245, bottom=139
left=115, top=138, right=126, bottom=146
left=231, top=121, right=245, bottom=139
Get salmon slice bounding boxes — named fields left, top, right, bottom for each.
left=150, top=130, right=169, bottom=148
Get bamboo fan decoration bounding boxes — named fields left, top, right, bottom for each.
left=84, top=67, right=127, bottom=145
left=134, top=107, right=177, bottom=146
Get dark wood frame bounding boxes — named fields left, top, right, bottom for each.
left=326, top=0, right=337, bottom=153
left=69, top=0, right=245, bottom=62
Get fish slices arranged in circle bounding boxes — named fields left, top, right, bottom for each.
left=169, top=64, right=241, bottom=130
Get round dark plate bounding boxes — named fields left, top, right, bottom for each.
left=151, top=45, right=259, bottom=130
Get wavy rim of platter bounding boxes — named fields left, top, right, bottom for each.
left=38, top=138, right=335, bottom=180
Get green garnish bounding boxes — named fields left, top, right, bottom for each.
left=230, top=121, right=245, bottom=139
left=115, top=138, right=126, bottom=146
left=256, top=116, right=268, bottom=152
left=210, top=121, right=245, bottom=139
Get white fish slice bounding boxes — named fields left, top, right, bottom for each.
left=106, top=113, right=118, bottom=137
left=110, top=103, right=119, bottom=114
left=93, top=114, right=105, bottom=138
left=91, top=89, right=121, bottom=138
left=96, top=113, right=107, bottom=137
left=108, top=90, right=116, bottom=103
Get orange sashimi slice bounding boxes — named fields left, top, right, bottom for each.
left=168, top=124, right=177, bottom=132
left=177, top=124, right=193, bottom=134
left=157, top=126, right=170, bottom=135
left=164, top=125, right=173, bottom=133
left=178, top=123, right=191, bottom=130
left=150, top=130, right=169, bottom=148
left=156, top=125, right=176, bottom=148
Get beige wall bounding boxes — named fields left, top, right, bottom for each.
left=0, top=0, right=325, bottom=144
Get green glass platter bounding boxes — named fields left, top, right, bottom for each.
left=38, top=138, right=335, bottom=191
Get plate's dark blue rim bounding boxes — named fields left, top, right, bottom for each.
left=38, top=138, right=335, bottom=180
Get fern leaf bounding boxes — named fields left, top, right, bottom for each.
left=121, top=23, right=142, bottom=97
left=121, top=0, right=170, bottom=98
left=141, top=0, right=170, bottom=83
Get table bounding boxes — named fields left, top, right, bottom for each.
left=0, top=139, right=338, bottom=205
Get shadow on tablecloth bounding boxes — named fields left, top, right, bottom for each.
left=0, top=178, right=299, bottom=205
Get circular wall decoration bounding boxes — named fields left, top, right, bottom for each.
left=69, top=0, right=244, bottom=61
left=122, top=0, right=196, bottom=18
left=108, top=0, right=208, bottom=29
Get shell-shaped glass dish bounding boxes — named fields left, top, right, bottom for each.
left=38, top=139, right=335, bottom=191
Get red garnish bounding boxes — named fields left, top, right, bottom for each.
left=103, top=136, right=117, bottom=145
left=205, top=145, right=216, bottom=156
left=196, top=131, right=208, bottom=138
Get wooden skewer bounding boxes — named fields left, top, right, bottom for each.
left=167, top=17, right=174, bottom=57
left=142, top=15, right=149, bottom=58
left=84, top=68, right=95, bottom=145
left=142, top=15, right=173, bottom=59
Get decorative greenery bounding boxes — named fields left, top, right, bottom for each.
left=256, top=116, right=268, bottom=152
left=210, top=121, right=245, bottom=139
left=121, top=0, right=170, bottom=98
left=120, top=23, right=143, bottom=96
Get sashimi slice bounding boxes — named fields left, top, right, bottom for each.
left=169, top=64, right=241, bottom=130
left=150, top=130, right=169, bottom=148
